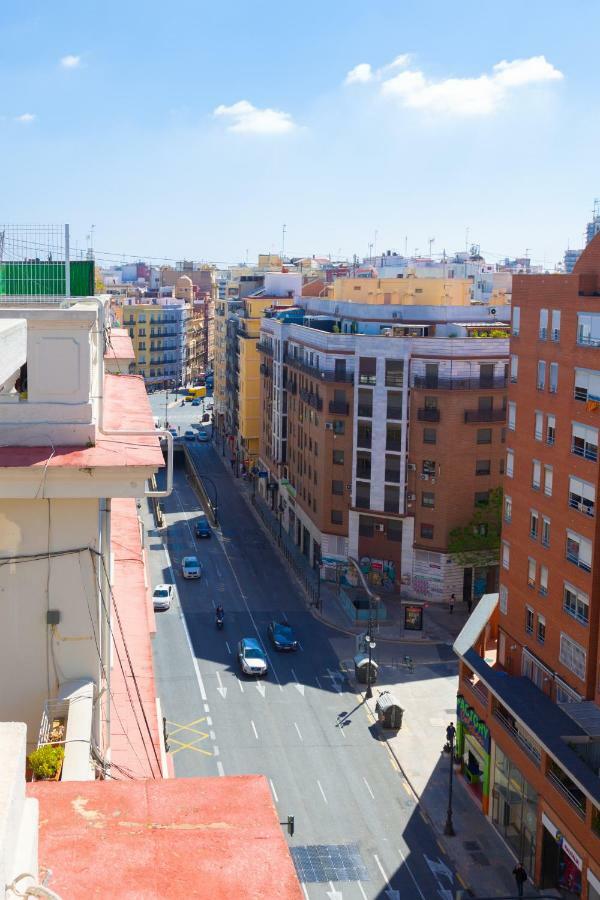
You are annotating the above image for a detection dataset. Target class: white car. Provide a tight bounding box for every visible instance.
[182,555,202,579]
[237,638,268,676]
[153,584,174,611]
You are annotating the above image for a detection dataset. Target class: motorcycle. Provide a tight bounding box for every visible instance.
[216,611,224,630]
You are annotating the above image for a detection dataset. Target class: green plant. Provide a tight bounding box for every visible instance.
[448,487,503,567]
[28,744,64,779]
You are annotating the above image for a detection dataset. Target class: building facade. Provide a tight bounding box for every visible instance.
[115,299,187,388]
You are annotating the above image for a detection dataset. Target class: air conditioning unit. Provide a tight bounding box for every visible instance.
[430,477,436,484]
[407,492,416,501]
[375,523,385,532]
[407,463,416,471]
[325,422,334,430]
[420,473,429,481]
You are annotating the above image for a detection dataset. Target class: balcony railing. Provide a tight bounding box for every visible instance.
[577,334,600,348]
[256,341,274,357]
[283,351,354,383]
[572,442,598,462]
[547,768,586,818]
[299,388,323,411]
[493,707,541,763]
[417,408,440,422]
[569,496,595,517]
[412,375,508,391]
[465,678,489,706]
[464,408,507,423]
[329,401,350,415]
[566,549,592,572]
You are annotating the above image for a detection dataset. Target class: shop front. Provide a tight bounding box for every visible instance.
[456,694,491,814]
[540,812,582,898]
[490,743,538,876]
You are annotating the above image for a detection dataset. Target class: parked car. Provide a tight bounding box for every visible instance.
[185,429,196,441]
[267,620,298,651]
[237,638,268,676]
[195,515,211,538]
[152,584,174,611]
[192,398,201,406]
[182,556,202,579]
[197,430,210,442]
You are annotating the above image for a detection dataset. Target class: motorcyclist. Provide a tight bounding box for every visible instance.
[216,605,224,622]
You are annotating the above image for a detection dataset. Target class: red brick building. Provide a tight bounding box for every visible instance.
[455,234,600,899]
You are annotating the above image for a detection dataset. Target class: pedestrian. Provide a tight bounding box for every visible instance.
[449,593,455,614]
[512,862,527,898]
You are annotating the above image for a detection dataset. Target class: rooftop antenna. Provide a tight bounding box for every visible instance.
[428,237,435,259]
[86,224,95,260]
[0,229,4,263]
[374,229,378,260]
[281,223,286,260]
[404,235,408,257]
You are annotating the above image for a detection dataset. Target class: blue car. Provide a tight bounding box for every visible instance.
[195,515,211,538]
[267,620,298,651]
[192,399,201,406]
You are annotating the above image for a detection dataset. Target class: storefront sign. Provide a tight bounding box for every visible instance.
[457,694,490,753]
[542,812,583,870]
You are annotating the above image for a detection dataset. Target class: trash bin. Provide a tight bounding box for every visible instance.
[375,691,404,730]
[353,653,379,685]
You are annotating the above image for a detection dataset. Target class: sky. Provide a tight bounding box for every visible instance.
[1,0,599,268]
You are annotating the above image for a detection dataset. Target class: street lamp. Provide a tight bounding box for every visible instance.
[365,634,376,700]
[444,722,456,836]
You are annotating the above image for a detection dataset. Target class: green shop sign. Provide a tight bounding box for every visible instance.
[457,694,491,753]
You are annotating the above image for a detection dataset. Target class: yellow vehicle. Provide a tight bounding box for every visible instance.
[185,386,207,400]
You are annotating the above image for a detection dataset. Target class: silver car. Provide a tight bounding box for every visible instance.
[182,555,202,579]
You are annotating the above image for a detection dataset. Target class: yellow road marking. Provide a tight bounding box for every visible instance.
[166,718,212,756]
[457,874,467,889]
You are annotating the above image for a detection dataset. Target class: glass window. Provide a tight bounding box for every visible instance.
[504,495,512,522]
[423,428,436,444]
[564,583,589,625]
[502,541,510,569]
[358,387,373,417]
[506,449,514,478]
[499,584,508,614]
[384,485,400,513]
[357,421,372,448]
[549,362,558,394]
[547,414,556,445]
[572,422,598,461]
[512,306,520,336]
[359,357,377,385]
[540,565,548,595]
[385,359,404,387]
[477,428,492,444]
[508,401,516,431]
[544,465,553,496]
[541,516,550,547]
[385,454,401,483]
[387,519,402,542]
[574,367,600,402]
[559,633,586,680]
[551,310,561,341]
[537,360,546,390]
[577,313,600,347]
[359,515,374,538]
[569,475,595,517]
[566,530,592,572]
[528,557,536,587]
[421,491,435,508]
[356,451,371,480]
[532,459,541,489]
[386,424,402,451]
[534,411,543,441]
[510,355,518,383]
[331,509,343,525]
[475,491,490,506]
[539,308,548,339]
[526,606,534,633]
[530,509,539,538]
[355,481,370,509]
[420,523,434,540]
[422,459,436,476]
[476,459,491,476]
[331,480,344,495]
[387,391,403,419]
[424,396,438,410]
[537,614,546,644]
[332,449,345,465]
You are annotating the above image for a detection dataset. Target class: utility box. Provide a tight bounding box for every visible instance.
[354,653,379,685]
[375,691,404,730]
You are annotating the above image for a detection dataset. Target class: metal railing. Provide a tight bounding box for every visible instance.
[493,707,541,763]
[572,442,598,462]
[329,400,349,415]
[412,375,508,391]
[417,408,440,422]
[256,341,274,356]
[464,408,507,423]
[547,768,586,817]
[283,351,354,383]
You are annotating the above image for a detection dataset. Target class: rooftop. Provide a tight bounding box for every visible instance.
[105,328,135,365]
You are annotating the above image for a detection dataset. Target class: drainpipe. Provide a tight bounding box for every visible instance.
[99,498,112,762]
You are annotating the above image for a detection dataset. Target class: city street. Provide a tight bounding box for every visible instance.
[145,395,458,900]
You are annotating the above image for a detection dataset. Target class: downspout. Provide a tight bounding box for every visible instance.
[99,498,111,762]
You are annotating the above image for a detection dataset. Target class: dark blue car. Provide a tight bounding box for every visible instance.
[195,515,211,538]
[267,620,298,651]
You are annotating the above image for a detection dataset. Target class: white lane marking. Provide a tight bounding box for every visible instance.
[327,882,343,900]
[315,675,323,689]
[397,845,427,899]
[298,641,303,651]
[215,671,228,699]
[206,716,212,727]
[317,779,328,804]
[301,886,310,900]
[225,641,232,654]
[327,668,343,693]
[213,745,220,757]
[374,854,397,896]
[204,703,210,713]
[217,761,225,777]
[172,488,197,545]
[291,668,305,696]
[357,882,368,900]
[210,730,216,741]
[294,722,303,741]
[165,544,207,701]
[270,779,279,803]
[251,720,259,740]
[363,777,375,800]
[255,681,266,698]
[237,677,245,693]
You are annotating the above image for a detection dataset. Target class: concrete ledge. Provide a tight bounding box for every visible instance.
[0,723,39,893]
[58,679,95,781]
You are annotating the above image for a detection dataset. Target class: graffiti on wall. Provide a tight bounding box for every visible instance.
[359,557,397,589]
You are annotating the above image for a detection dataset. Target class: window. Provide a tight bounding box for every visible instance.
[542,517,551,547]
[359,515,374,538]
[387,519,402,542]
[420,523,434,540]
[476,459,491,476]
[572,422,598,461]
[559,633,586,681]
[512,306,520,336]
[508,401,516,431]
[385,359,404,387]
[384,485,400,513]
[422,491,435,508]
[537,360,546,390]
[356,451,371,479]
[478,395,493,411]
[424,363,439,388]
[331,480,344,495]
[475,491,490,506]
[569,475,595,516]
[547,415,556,446]
[540,565,548,595]
[332,449,344,465]
[551,310,561,342]
[574,367,600,403]
[499,584,508,614]
[577,313,600,347]
[528,557,536,588]
[564,583,589,625]
[385,454,401,483]
[500,458,505,475]
[525,606,534,634]
[532,459,541,490]
[357,421,372,449]
[359,357,377,385]
[530,509,539,539]
[355,481,370,509]
[506,449,514,478]
[502,541,510,570]
[331,509,343,525]
[504,495,512,522]
[424,395,438,410]
[566,530,592,572]
[387,391,403,420]
[510,355,518,383]
[386,424,402,452]
[539,308,548,340]
[537,614,546,644]
[534,411,543,441]
[544,465,553,496]
[357,388,373,418]
[477,428,492,444]
[549,362,558,394]
[423,428,436,444]
[422,459,436,476]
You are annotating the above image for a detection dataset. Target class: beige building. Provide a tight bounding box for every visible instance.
[328,276,476,306]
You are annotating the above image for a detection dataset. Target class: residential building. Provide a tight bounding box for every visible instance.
[586,200,600,246]
[327,276,478,306]
[115,298,187,388]
[565,248,583,274]
[455,233,600,898]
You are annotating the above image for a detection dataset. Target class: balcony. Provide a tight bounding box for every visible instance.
[299,388,323,411]
[256,341,274,357]
[412,375,508,391]
[329,400,349,415]
[547,766,586,818]
[283,351,354,383]
[464,408,507,424]
[417,408,440,422]
[493,706,541,763]
[572,441,598,462]
[569,496,595,517]
[566,549,591,572]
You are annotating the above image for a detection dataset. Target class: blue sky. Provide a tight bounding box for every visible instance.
[1,0,599,267]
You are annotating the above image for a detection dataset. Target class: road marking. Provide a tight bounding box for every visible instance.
[363,777,375,799]
[294,722,303,741]
[301,886,310,900]
[357,883,368,900]
[237,677,245,693]
[298,641,304,651]
[327,882,342,900]
[217,761,225,777]
[215,671,228,699]
[166,718,212,756]
[165,545,207,702]
[204,703,210,713]
[317,779,328,804]
[206,716,212,726]
[270,779,279,803]
[213,745,219,757]
[291,668,305,695]
[251,719,259,740]
[373,855,399,899]
[402,779,412,795]
[315,675,323,689]
[326,668,343,693]
[255,681,266,698]
[210,730,216,741]
[457,874,467,889]
[225,641,232,654]
[397,844,427,900]
[172,488,197,545]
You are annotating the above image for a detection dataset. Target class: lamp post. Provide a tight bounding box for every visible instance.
[444,722,456,836]
[365,634,376,700]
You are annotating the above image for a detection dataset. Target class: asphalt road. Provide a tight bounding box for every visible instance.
[147,397,456,900]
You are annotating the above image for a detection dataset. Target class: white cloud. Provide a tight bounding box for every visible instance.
[213,100,297,134]
[60,55,81,69]
[15,113,35,123]
[345,63,373,85]
[347,53,564,116]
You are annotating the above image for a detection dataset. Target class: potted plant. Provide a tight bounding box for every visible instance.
[28,744,65,781]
